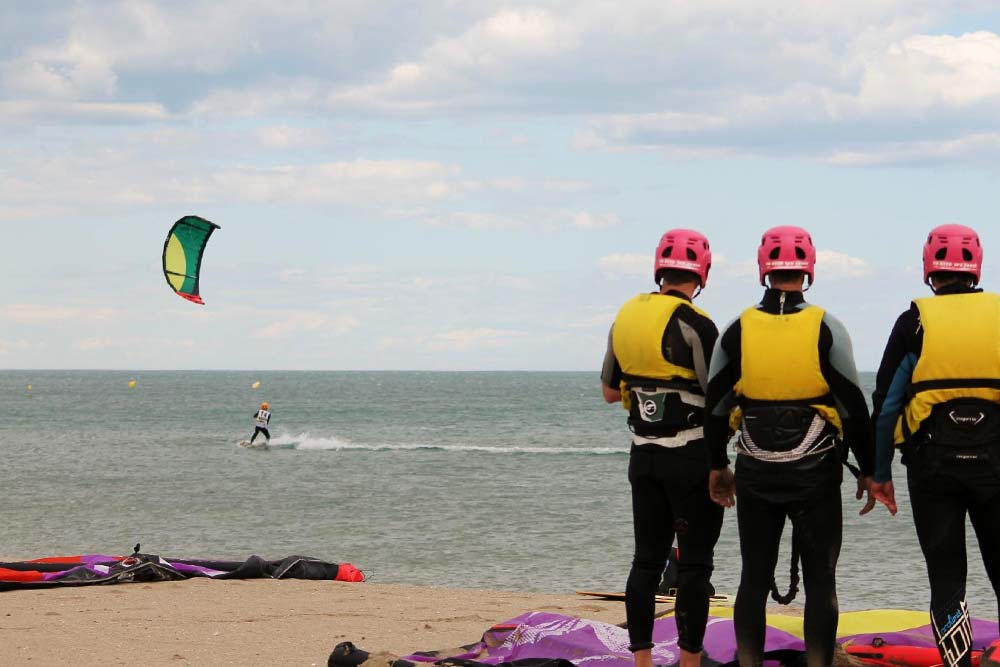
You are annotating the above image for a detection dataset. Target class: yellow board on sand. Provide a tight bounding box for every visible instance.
[575,591,735,605]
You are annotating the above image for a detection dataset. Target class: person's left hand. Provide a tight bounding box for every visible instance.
[856,475,877,516]
[709,468,736,508]
[871,480,898,516]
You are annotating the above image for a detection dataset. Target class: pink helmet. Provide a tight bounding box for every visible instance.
[923,224,982,285]
[654,229,712,287]
[758,226,817,286]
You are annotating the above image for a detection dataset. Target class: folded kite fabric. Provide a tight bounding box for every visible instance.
[1,549,363,591]
[330,609,1000,667]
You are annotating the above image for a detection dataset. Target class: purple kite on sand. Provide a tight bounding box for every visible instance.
[327,610,1000,667]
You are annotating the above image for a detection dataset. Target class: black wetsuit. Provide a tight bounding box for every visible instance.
[250,410,271,443]
[872,283,1000,667]
[602,290,723,654]
[705,289,874,667]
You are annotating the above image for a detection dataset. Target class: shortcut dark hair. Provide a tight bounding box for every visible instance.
[657,268,701,287]
[768,270,807,284]
[929,271,977,287]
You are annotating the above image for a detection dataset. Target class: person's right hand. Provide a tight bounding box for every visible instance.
[709,468,736,508]
[870,480,898,516]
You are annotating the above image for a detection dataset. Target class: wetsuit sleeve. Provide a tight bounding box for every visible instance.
[870,306,921,483]
[671,306,719,393]
[600,325,622,388]
[818,312,875,476]
[705,317,742,469]
[266,413,271,425]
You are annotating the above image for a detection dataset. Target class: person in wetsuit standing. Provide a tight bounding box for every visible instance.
[705,226,881,667]
[250,402,271,445]
[601,229,722,667]
[871,224,1000,667]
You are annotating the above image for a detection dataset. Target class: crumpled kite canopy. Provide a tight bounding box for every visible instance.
[162,215,221,305]
[0,550,363,591]
[330,610,1000,667]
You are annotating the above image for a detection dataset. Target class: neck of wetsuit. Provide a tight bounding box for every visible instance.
[760,288,805,315]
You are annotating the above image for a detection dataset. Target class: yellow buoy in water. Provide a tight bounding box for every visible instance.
[27,384,32,391]
[252,380,261,389]
[128,379,137,389]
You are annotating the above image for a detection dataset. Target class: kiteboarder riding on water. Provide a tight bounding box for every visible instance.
[251,403,271,445]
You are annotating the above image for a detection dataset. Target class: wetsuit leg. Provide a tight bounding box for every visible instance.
[261,427,270,442]
[625,445,675,652]
[671,469,724,653]
[789,484,842,667]
[968,487,1000,620]
[733,481,786,667]
[908,464,973,667]
[250,427,262,443]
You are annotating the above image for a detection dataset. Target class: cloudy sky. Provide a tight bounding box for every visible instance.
[3,1,1000,371]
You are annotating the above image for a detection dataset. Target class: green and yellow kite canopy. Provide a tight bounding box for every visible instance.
[161,216,221,305]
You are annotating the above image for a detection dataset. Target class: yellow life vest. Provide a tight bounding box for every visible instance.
[894,292,1000,443]
[612,293,710,439]
[732,304,843,434]
[612,293,707,388]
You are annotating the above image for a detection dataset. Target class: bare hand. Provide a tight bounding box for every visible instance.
[709,468,736,508]
[856,475,877,516]
[870,480,898,516]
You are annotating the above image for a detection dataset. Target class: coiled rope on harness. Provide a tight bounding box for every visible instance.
[769,537,800,605]
[768,461,859,605]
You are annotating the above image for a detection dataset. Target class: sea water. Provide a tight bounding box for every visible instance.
[2,370,996,616]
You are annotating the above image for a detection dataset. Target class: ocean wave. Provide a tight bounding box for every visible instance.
[266,432,625,456]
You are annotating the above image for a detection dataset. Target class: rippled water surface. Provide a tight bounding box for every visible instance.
[3,370,996,617]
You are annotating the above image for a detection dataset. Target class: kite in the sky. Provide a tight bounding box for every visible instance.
[162,215,221,305]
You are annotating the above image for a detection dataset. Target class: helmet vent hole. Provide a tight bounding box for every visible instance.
[663,246,673,258]
[935,248,948,260]
[962,249,973,261]
[769,247,781,260]
[795,247,806,260]
[686,248,697,261]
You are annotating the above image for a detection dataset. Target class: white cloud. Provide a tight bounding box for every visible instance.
[421,209,621,230]
[815,250,874,279]
[424,327,528,352]
[0,338,36,355]
[2,304,117,322]
[252,312,360,339]
[597,253,650,280]
[577,30,1000,164]
[4,3,996,165]
[72,337,196,351]
[0,151,465,214]
[573,212,623,229]
[323,8,580,112]
[824,132,1000,166]
[253,125,334,150]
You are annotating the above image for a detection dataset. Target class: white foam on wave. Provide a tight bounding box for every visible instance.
[266,432,624,455]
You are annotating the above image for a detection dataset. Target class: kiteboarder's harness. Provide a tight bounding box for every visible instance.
[621,376,705,443]
[733,398,853,605]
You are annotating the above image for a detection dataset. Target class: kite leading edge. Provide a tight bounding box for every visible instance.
[162,216,221,305]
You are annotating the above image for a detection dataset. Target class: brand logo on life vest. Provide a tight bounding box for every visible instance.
[634,389,666,423]
[949,411,985,426]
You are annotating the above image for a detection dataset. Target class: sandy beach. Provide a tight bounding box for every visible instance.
[0,580,637,667]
